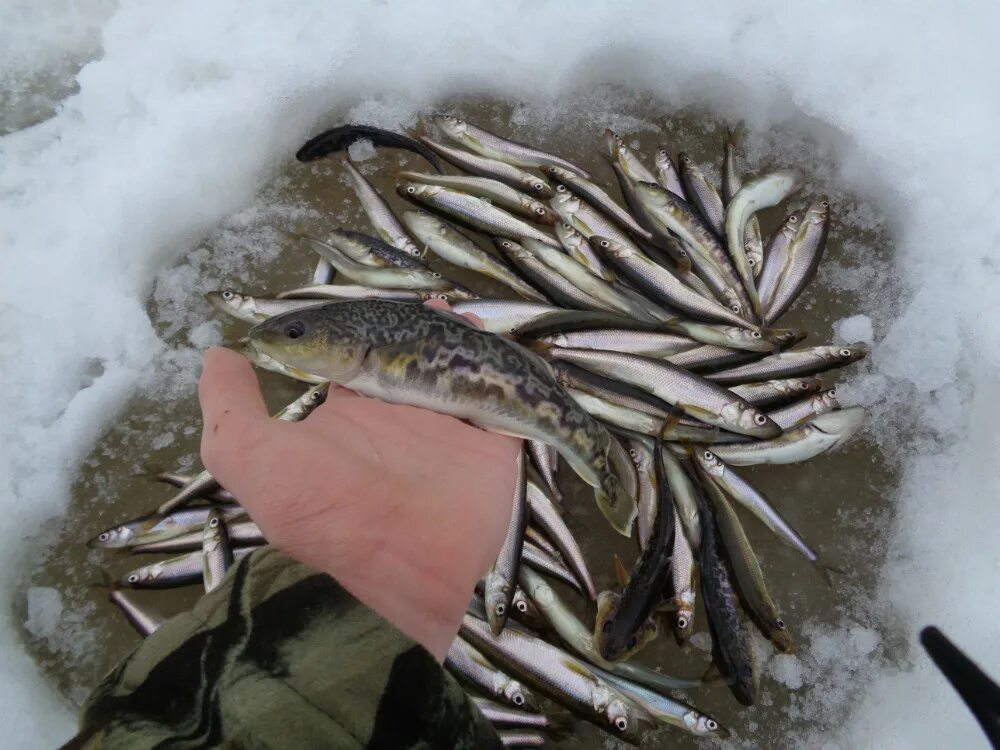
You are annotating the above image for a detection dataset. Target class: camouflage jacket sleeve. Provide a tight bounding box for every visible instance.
[61,548,502,750]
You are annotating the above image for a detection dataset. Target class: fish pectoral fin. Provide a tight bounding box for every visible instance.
[613,555,631,587]
[560,656,596,680]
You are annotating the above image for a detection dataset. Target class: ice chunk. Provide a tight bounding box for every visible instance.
[769,654,805,690]
[833,314,874,344]
[347,138,377,162]
[24,587,63,641]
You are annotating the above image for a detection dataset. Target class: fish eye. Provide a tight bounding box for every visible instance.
[284,321,305,339]
[707,720,718,730]
[431,272,442,278]
[513,694,525,706]
[98,532,110,541]
[502,241,512,248]
[776,618,786,629]
[799,381,810,389]
[731,304,741,313]
[127,574,139,583]
[677,615,688,628]
[754,414,768,425]
[508,328,516,334]
[495,603,506,616]
[222,291,234,300]
[209,517,219,528]
[840,348,852,357]
[615,717,629,732]
[599,240,610,248]
[829,388,837,397]
[820,200,829,207]
[534,207,546,215]
[751,331,762,338]
[789,215,798,223]
[561,222,572,230]
[532,182,545,191]
[516,600,528,613]
[628,448,637,457]
[601,620,613,634]
[311,392,322,401]
[703,451,713,460]
[406,186,416,194]
[748,257,756,266]
[556,185,567,193]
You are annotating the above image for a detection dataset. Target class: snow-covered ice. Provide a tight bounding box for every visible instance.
[2,2,1000,747]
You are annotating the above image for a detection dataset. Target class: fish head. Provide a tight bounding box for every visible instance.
[808,406,866,449]
[521,196,558,225]
[500,679,539,712]
[721,401,783,438]
[835,342,869,365]
[720,325,770,351]
[697,450,726,479]
[396,179,439,203]
[672,593,696,644]
[817,388,841,411]
[205,290,262,323]
[88,523,137,549]
[654,148,672,170]
[593,236,633,260]
[539,164,571,182]
[548,184,579,212]
[553,220,581,246]
[432,113,466,137]
[721,289,746,317]
[770,622,796,654]
[493,238,531,261]
[594,591,658,662]
[784,377,823,396]
[483,570,513,635]
[510,589,547,631]
[598,688,656,744]
[249,305,371,384]
[684,710,728,738]
[601,128,624,159]
[804,194,831,225]
[119,562,162,588]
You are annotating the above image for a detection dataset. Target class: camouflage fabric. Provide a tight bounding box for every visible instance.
[61,548,502,750]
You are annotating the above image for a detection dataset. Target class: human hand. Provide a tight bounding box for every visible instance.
[197,302,521,660]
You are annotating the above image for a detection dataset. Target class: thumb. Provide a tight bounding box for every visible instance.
[199,347,270,467]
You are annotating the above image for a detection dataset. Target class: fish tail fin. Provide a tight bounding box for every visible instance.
[658,404,688,439]
[520,338,554,356]
[725,123,747,150]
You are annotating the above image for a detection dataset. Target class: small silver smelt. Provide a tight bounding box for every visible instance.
[206,291,330,324]
[729,377,823,408]
[757,210,805,309]
[153,472,235,502]
[520,238,662,323]
[603,129,657,184]
[485,450,528,635]
[434,114,590,177]
[527,439,561,503]
[768,388,840,429]
[89,504,246,550]
[132,519,264,554]
[459,614,655,743]
[276,285,436,302]
[654,148,687,199]
[724,169,804,318]
[764,196,831,325]
[494,239,617,313]
[678,152,726,237]
[541,165,651,240]
[417,135,553,198]
[667,344,766,374]
[398,171,559,224]
[402,210,547,302]
[667,503,697,643]
[540,329,698,359]
[119,547,255,589]
[705,344,868,385]
[103,574,165,637]
[628,438,659,550]
[721,128,764,278]
[470,697,550,729]
[157,383,328,515]
[554,221,616,281]
[524,526,562,562]
[658,448,702,549]
[202,509,234,593]
[706,407,866,466]
[446,637,541,711]
[450,299,562,336]
[398,181,559,247]
[342,158,421,257]
[526,479,595,601]
[593,666,726,738]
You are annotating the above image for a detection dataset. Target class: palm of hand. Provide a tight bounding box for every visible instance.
[199,346,520,659]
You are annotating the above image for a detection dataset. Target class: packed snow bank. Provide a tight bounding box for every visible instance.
[2,1,999,747]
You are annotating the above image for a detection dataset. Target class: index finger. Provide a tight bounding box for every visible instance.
[199,347,270,463]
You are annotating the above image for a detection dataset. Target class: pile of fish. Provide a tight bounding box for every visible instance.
[88,115,868,747]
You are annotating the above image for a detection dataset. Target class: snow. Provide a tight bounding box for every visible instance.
[347,137,378,162]
[24,588,63,641]
[2,1,999,748]
[833,315,874,345]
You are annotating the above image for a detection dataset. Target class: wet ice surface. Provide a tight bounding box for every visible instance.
[25,99,901,749]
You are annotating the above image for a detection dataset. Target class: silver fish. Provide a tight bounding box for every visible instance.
[402,210,547,301]
[724,169,804,318]
[342,159,422,257]
[708,407,866,465]
[119,547,255,589]
[471,697,552,730]
[525,478,595,600]
[729,377,823,408]
[89,504,247,550]
[541,347,782,438]
[706,343,868,385]
[202,509,234,593]
[498,730,545,747]
[459,614,655,743]
[494,239,615,313]
[100,572,165,637]
[539,328,698,359]
[276,284,447,302]
[758,210,805,308]
[764,196,831,324]
[666,502,697,644]
[485,450,528,635]
[658,448,701,550]
[654,148,687,199]
[417,135,553,197]
[131,519,263,554]
[527,439,561,504]
[522,540,582,593]
[206,291,329,324]
[446,636,541,711]
[450,299,563,336]
[678,153,726,237]
[628,438,659,549]
[398,171,558,223]
[541,166,651,240]
[721,127,765,278]
[554,221,616,281]
[435,114,589,177]
[768,388,840,429]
